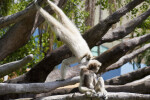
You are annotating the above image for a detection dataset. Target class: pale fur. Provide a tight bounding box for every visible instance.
[79,60,107,98]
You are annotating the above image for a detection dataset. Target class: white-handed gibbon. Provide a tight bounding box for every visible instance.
[79,60,107,98]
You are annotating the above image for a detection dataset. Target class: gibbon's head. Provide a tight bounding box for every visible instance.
[87,60,102,73]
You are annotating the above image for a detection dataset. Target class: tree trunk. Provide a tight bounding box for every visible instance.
[85,0,96,27]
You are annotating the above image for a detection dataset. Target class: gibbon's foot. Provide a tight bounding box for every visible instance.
[85,90,96,97]
[97,92,108,100]
[101,94,108,100]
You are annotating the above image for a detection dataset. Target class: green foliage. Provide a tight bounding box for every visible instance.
[96,0,109,10]
[0,0,14,16]
[0,0,34,79]
[63,0,89,33]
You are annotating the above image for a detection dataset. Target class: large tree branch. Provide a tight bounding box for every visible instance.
[0,2,37,29]
[36,92,150,100]
[41,75,150,96]
[0,76,79,95]
[0,0,67,61]
[7,0,145,83]
[97,33,150,73]
[105,66,150,85]
[2,75,150,96]
[106,43,150,72]
[0,54,33,78]
[106,76,150,94]
[83,0,146,48]
[97,9,150,45]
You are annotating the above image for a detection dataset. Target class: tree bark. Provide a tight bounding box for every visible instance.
[105,66,150,85]
[6,0,145,83]
[3,72,150,95]
[85,0,96,27]
[97,33,150,73]
[0,2,37,29]
[35,92,150,100]
[0,54,33,78]
[40,75,150,96]
[106,43,150,72]
[0,0,67,61]
[106,79,150,94]
[0,76,79,95]
[97,9,150,45]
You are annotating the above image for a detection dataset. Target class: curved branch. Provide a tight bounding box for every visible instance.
[106,43,150,72]
[0,54,33,78]
[83,0,145,48]
[106,78,150,94]
[105,66,150,85]
[97,9,150,45]
[97,33,150,73]
[0,0,67,61]
[0,2,36,29]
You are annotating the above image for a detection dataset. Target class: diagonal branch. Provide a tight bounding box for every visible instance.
[0,54,33,78]
[105,66,150,85]
[106,43,150,72]
[0,2,37,29]
[97,9,150,45]
[0,0,67,61]
[83,0,146,48]
[97,33,150,73]
[106,76,150,94]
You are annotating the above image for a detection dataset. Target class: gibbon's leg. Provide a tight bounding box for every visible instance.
[34,0,72,38]
[47,0,80,34]
[79,86,96,97]
[60,57,79,80]
[95,77,107,99]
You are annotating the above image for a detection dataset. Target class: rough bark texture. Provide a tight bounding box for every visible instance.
[0,2,37,29]
[0,13,36,61]
[97,33,150,73]
[105,66,150,85]
[85,0,96,27]
[106,80,150,94]
[7,0,145,83]
[97,9,150,45]
[0,0,67,61]
[0,54,33,78]
[36,92,150,100]
[106,43,150,72]
[0,77,79,95]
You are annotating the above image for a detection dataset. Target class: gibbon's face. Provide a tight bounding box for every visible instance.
[87,60,101,73]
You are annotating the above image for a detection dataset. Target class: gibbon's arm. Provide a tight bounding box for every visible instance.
[47,0,80,34]
[95,77,107,94]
